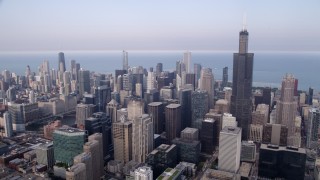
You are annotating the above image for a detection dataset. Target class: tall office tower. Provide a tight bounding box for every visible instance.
[2,69,11,84]
[122,74,133,92]
[165,104,182,144]
[147,71,156,92]
[85,112,112,161]
[221,67,228,89]
[230,26,254,140]
[205,112,223,145]
[114,69,127,92]
[148,102,165,134]
[79,69,90,96]
[53,126,86,165]
[87,133,104,179]
[185,73,196,90]
[222,113,237,129]
[146,144,178,178]
[218,126,242,173]
[275,74,297,140]
[3,112,13,137]
[123,50,129,71]
[194,64,202,87]
[83,139,103,180]
[191,90,209,130]
[136,83,143,97]
[258,144,306,180]
[176,60,186,77]
[50,68,57,85]
[106,99,120,123]
[132,114,154,163]
[94,85,111,112]
[76,104,95,127]
[199,68,214,109]
[179,89,192,129]
[113,120,132,164]
[65,163,86,180]
[183,51,191,73]
[172,128,201,164]
[36,142,55,169]
[252,104,269,125]
[73,152,93,180]
[306,108,320,149]
[70,60,76,79]
[156,63,163,76]
[201,118,218,154]
[262,87,271,107]
[127,99,144,121]
[58,52,66,72]
[62,71,71,95]
[25,65,31,77]
[215,99,229,114]
[262,123,288,146]
[294,79,298,96]
[135,166,153,180]
[308,87,314,105]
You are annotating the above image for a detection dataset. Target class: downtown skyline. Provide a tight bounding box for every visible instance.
[0,0,320,51]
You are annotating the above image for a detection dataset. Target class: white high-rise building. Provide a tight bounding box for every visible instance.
[183,51,191,73]
[218,126,242,173]
[147,71,155,92]
[123,50,129,71]
[132,114,153,163]
[222,113,237,129]
[134,166,153,180]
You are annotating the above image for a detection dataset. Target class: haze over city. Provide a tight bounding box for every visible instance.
[0,0,320,51]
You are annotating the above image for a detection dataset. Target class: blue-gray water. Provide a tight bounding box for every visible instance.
[0,50,319,91]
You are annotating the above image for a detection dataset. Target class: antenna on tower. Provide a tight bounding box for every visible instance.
[242,12,247,31]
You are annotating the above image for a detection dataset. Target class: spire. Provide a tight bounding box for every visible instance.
[242,13,247,31]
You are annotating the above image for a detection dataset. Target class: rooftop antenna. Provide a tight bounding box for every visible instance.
[242,12,247,31]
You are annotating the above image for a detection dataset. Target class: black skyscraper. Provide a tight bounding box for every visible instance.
[230,27,254,140]
[221,66,228,89]
[58,52,66,72]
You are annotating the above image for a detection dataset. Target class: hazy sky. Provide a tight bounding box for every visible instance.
[1,0,320,51]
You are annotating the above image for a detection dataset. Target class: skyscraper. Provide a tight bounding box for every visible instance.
[230,26,254,140]
[113,120,132,164]
[148,102,165,134]
[165,104,182,144]
[183,51,191,73]
[218,126,242,173]
[58,52,66,72]
[79,69,90,96]
[191,90,209,130]
[123,50,129,71]
[221,67,228,89]
[132,114,154,163]
[275,74,297,140]
[306,108,320,149]
[199,68,214,109]
[194,63,202,88]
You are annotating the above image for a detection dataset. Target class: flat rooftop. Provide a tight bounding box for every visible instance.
[221,126,241,135]
[148,102,163,106]
[166,104,181,109]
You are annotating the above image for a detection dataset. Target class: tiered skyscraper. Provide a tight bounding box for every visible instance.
[230,25,254,140]
[275,74,297,142]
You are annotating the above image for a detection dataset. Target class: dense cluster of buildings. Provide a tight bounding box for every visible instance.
[0,26,319,180]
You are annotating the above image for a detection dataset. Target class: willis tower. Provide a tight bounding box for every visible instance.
[230,23,254,140]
